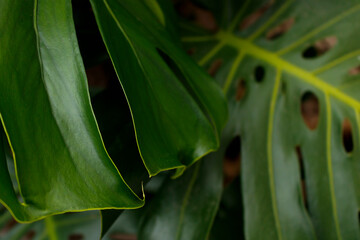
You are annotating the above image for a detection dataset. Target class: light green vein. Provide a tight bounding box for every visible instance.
[325,94,342,240]
[312,49,360,75]
[248,0,293,41]
[277,4,360,55]
[216,30,360,110]
[267,68,282,240]
[45,216,58,240]
[223,52,244,94]
[175,162,201,240]
[198,42,226,66]
[227,0,251,32]
[181,35,216,42]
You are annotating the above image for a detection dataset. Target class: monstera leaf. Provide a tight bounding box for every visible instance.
[0,0,145,222]
[180,0,360,239]
[89,0,227,176]
[0,0,227,224]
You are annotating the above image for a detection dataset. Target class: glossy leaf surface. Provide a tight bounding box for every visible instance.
[89,0,228,176]
[138,152,223,240]
[181,0,360,239]
[0,0,143,222]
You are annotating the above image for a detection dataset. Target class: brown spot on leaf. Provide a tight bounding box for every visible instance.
[186,47,196,55]
[349,65,360,76]
[342,118,354,153]
[110,234,137,240]
[69,234,84,240]
[236,78,246,101]
[21,231,36,240]
[175,1,218,32]
[266,18,295,40]
[0,219,18,236]
[223,136,241,186]
[239,0,274,30]
[303,36,337,58]
[207,59,223,76]
[301,91,319,130]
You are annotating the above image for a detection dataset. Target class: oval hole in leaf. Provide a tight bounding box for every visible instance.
[301,91,319,130]
[69,234,84,240]
[254,66,265,82]
[186,47,196,56]
[295,146,309,210]
[224,136,241,186]
[342,118,354,154]
[239,0,274,30]
[207,59,223,77]
[302,36,337,59]
[236,78,246,101]
[266,18,295,40]
[349,65,360,76]
[175,1,218,32]
[22,230,36,240]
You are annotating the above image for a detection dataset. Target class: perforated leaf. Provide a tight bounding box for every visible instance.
[180,0,360,239]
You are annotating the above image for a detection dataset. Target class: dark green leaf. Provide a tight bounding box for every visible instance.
[89,0,228,176]
[0,0,143,222]
[138,152,223,240]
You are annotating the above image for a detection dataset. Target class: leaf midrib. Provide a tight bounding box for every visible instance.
[186,30,360,110]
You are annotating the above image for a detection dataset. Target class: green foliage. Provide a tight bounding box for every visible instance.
[1,0,360,239]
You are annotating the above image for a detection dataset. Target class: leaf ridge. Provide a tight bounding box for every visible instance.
[248,0,293,41]
[223,52,245,93]
[325,94,342,240]
[227,0,251,32]
[276,4,360,55]
[175,162,201,240]
[45,216,58,240]
[267,68,283,240]
[312,49,360,75]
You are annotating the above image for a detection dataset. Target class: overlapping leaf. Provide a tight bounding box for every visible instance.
[89,0,228,176]
[0,0,143,222]
[180,0,360,239]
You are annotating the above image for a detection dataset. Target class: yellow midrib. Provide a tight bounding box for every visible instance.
[214,30,360,110]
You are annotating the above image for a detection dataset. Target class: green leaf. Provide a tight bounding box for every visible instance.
[0,0,143,222]
[181,0,360,239]
[138,152,223,240]
[0,210,101,240]
[89,0,228,176]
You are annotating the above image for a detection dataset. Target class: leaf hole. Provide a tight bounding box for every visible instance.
[301,91,319,130]
[239,0,274,30]
[254,66,265,82]
[342,118,354,154]
[186,47,196,56]
[207,59,223,77]
[175,1,218,32]
[69,234,84,240]
[223,136,241,186]
[21,230,36,240]
[302,36,337,59]
[295,146,309,210]
[236,78,246,101]
[349,65,360,76]
[266,18,295,40]
[0,219,18,236]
